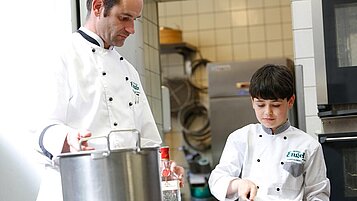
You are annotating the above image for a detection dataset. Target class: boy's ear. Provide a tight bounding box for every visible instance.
[288,95,295,108]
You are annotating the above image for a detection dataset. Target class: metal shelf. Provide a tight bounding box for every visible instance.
[160,42,197,60]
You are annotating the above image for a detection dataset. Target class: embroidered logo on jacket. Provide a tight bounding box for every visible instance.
[286,150,306,163]
[131,81,140,104]
[284,150,306,177]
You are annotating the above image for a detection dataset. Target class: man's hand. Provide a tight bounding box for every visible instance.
[62,130,94,153]
[170,161,185,188]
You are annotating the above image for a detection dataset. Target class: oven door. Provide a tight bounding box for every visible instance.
[319,132,357,201]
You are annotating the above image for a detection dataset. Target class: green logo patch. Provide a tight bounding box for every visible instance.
[286,150,306,163]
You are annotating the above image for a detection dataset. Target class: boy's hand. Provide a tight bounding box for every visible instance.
[228,178,257,201]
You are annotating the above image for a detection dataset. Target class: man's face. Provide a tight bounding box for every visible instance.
[251,95,295,133]
[96,0,143,48]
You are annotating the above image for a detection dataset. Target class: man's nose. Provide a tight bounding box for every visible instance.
[125,21,135,34]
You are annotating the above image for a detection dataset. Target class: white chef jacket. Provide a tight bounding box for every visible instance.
[35,27,162,201]
[208,122,330,201]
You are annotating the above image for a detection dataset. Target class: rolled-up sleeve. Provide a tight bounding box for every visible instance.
[209,132,246,201]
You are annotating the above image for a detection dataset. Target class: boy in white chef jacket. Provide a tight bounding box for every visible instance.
[208,64,330,201]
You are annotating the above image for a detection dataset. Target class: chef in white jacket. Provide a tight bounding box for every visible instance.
[35,0,183,200]
[208,64,330,201]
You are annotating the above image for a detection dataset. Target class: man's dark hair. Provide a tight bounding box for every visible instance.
[86,0,120,17]
[249,64,295,100]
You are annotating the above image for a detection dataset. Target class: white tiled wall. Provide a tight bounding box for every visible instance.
[143,0,164,136]
[291,0,322,136]
[159,0,294,62]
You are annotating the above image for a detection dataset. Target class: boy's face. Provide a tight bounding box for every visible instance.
[251,95,295,133]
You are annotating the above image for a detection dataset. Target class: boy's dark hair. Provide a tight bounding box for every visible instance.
[249,64,295,100]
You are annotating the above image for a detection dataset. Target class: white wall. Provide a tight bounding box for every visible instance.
[0,1,73,200]
[291,0,322,137]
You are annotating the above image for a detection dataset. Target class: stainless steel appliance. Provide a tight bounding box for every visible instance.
[313,1,357,200]
[313,0,357,108]
[58,130,162,201]
[319,131,357,201]
[207,58,303,166]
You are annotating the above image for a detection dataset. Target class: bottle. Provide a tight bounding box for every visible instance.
[160,146,181,201]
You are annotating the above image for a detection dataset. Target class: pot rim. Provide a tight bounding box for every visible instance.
[57,146,160,158]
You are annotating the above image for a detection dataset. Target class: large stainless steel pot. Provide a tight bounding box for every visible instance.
[58,129,162,201]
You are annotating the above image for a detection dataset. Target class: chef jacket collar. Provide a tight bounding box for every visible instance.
[78,27,114,50]
[261,120,290,135]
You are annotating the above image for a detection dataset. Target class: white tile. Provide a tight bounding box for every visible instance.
[305,115,322,136]
[232,27,249,44]
[231,0,247,10]
[216,45,233,61]
[282,23,293,39]
[144,45,150,68]
[304,86,318,116]
[247,0,264,8]
[183,31,199,47]
[249,26,266,42]
[144,69,152,95]
[149,22,159,48]
[149,47,156,72]
[215,29,232,45]
[146,1,158,23]
[293,29,314,58]
[182,0,198,15]
[264,0,281,7]
[158,3,166,17]
[233,43,250,61]
[152,51,160,74]
[266,24,283,40]
[267,41,283,58]
[199,13,215,29]
[215,12,232,28]
[264,7,282,24]
[151,97,163,125]
[150,73,162,99]
[281,6,292,23]
[283,39,294,57]
[199,30,216,46]
[292,0,312,29]
[280,0,291,6]
[250,42,267,59]
[200,46,217,61]
[158,17,166,28]
[248,9,265,25]
[231,10,248,26]
[295,58,316,87]
[165,16,183,30]
[143,19,149,44]
[214,0,231,11]
[182,15,198,31]
[198,0,214,13]
[165,1,182,16]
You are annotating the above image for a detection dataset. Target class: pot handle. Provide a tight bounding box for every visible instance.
[79,135,110,150]
[107,129,141,152]
[79,129,141,152]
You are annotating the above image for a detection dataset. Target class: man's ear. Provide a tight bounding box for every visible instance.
[92,0,103,17]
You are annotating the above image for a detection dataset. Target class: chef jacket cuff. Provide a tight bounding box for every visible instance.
[42,124,74,160]
[212,176,239,201]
